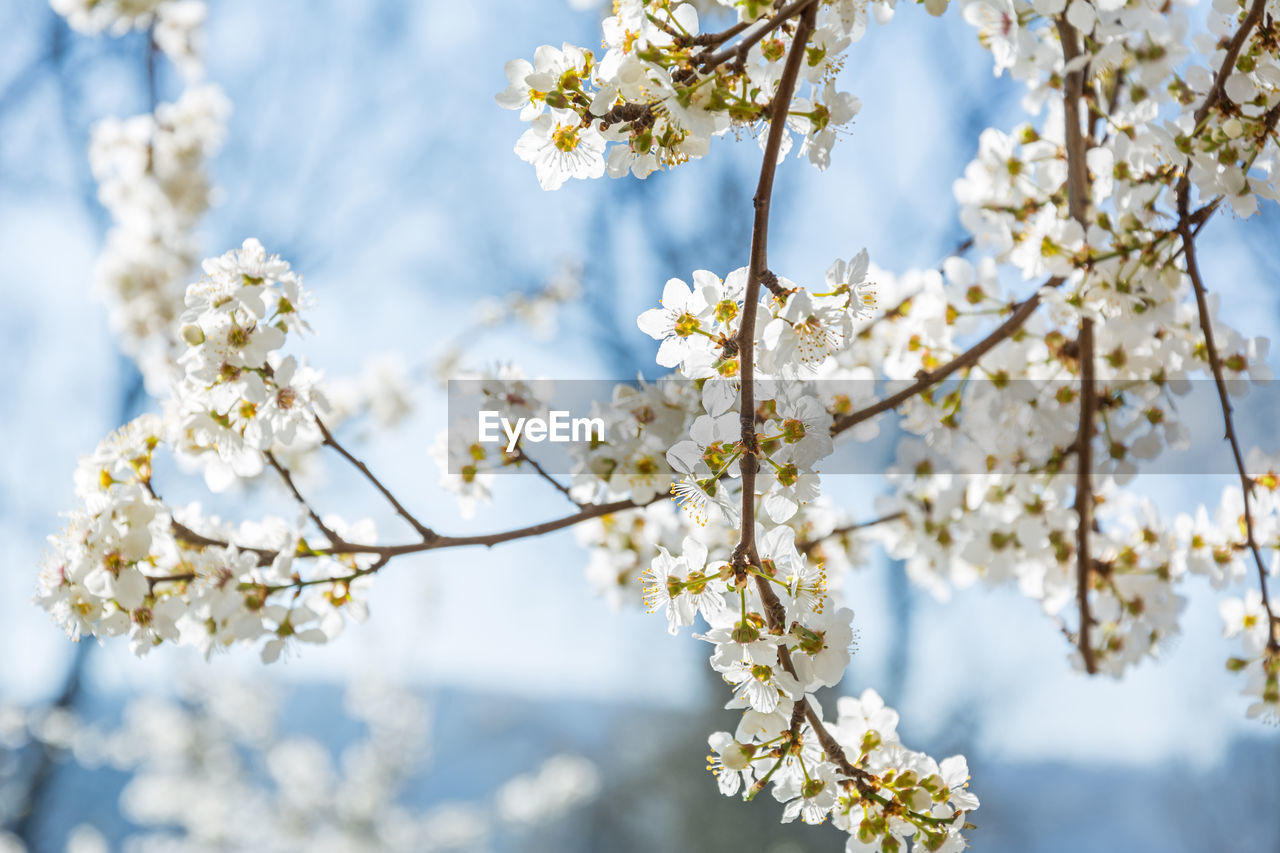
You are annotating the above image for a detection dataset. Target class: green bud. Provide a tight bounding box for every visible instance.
[732,619,761,644]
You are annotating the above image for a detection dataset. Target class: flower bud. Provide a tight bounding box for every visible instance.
[180,323,205,346]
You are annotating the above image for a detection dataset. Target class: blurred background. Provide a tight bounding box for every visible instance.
[1,0,1279,850]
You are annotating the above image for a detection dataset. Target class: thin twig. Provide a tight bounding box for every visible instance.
[830,278,1063,436]
[316,417,437,541]
[797,512,905,556]
[691,17,754,51]
[514,445,581,506]
[174,493,670,565]
[265,450,347,546]
[695,0,821,70]
[171,519,276,561]
[1177,192,1280,652]
[1194,0,1267,127]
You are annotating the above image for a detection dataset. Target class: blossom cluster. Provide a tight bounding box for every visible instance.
[52,0,206,70]
[0,677,599,851]
[89,84,230,390]
[37,242,378,663]
[644,528,978,847]
[498,1,866,189]
[868,0,1280,708]
[168,238,327,487]
[54,0,231,392]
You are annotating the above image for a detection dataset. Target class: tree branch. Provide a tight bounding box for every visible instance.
[1073,316,1098,674]
[170,519,276,562]
[1195,0,1267,127]
[797,512,905,557]
[264,450,347,546]
[830,278,1062,436]
[1056,15,1099,674]
[316,417,438,542]
[695,0,821,70]
[730,2,816,570]
[720,4,928,809]
[514,444,581,506]
[172,492,670,569]
[1177,192,1280,653]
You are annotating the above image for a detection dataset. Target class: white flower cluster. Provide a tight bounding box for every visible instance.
[498,1,867,189]
[861,0,1280,702]
[168,238,328,490]
[604,250,977,846]
[38,242,376,663]
[51,0,204,59]
[498,0,1280,838]
[642,527,978,847]
[0,677,599,851]
[956,0,1280,286]
[59,0,230,391]
[801,242,1279,686]
[89,85,230,391]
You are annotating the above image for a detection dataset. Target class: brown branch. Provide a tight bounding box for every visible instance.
[392,495,658,550]
[797,512,905,556]
[725,6,912,810]
[260,554,390,594]
[264,450,347,546]
[171,492,670,570]
[1073,317,1098,674]
[731,3,816,570]
[1056,18,1090,224]
[514,445,581,506]
[695,0,821,70]
[316,417,437,542]
[690,17,754,50]
[760,269,787,299]
[1195,0,1267,127]
[170,519,276,561]
[1177,191,1280,653]
[803,704,868,785]
[1057,15,1099,675]
[830,278,1062,436]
